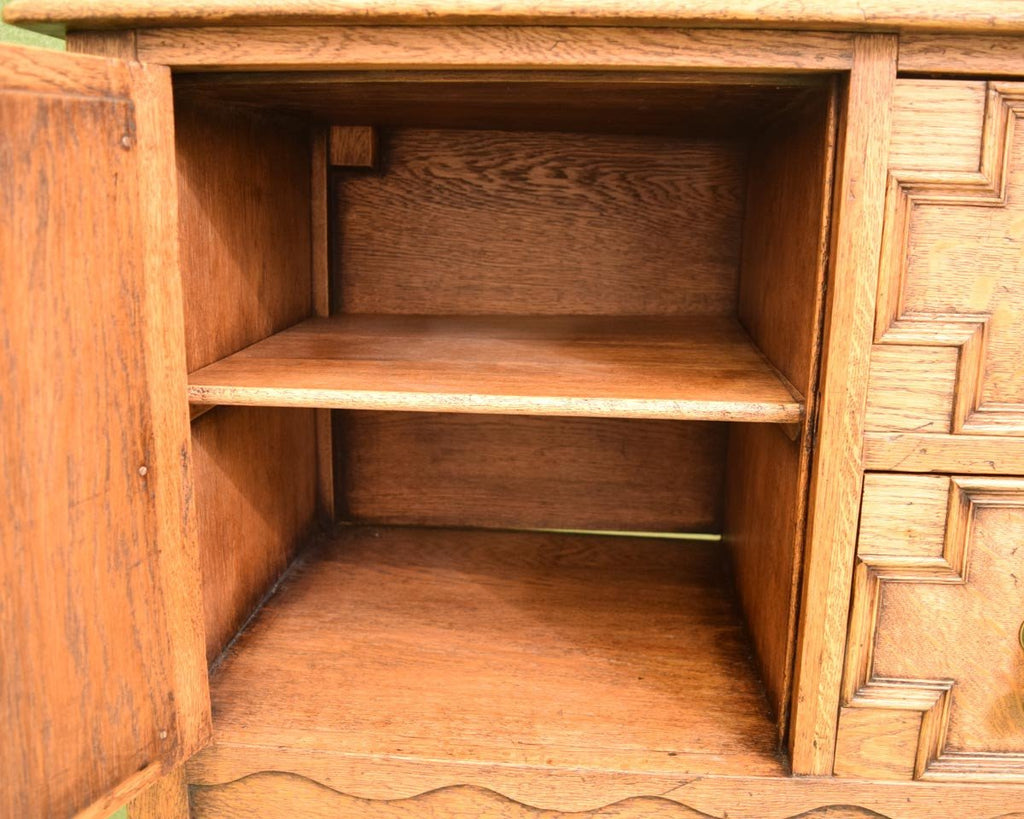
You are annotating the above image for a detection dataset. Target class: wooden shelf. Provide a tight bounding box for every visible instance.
[191,527,786,803]
[187,315,803,422]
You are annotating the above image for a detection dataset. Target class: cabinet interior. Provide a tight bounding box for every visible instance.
[175,71,838,781]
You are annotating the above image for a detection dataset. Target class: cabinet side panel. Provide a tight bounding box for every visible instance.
[174,102,319,661]
[727,86,837,735]
[192,407,318,663]
[0,48,208,818]
[175,101,312,371]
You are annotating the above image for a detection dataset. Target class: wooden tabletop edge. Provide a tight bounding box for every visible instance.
[7,1,1024,35]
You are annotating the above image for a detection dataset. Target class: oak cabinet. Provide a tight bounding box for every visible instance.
[3,4,1024,818]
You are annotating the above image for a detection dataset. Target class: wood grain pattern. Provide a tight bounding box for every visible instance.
[199,770,1024,819]
[328,125,377,167]
[857,473,950,560]
[842,475,1024,780]
[737,84,836,397]
[865,345,957,432]
[191,773,720,818]
[126,767,190,819]
[174,73,825,139]
[724,424,803,737]
[187,315,803,422]
[191,407,318,663]
[0,44,208,818]
[187,766,1024,819]
[834,708,924,781]
[334,128,746,316]
[129,48,212,777]
[789,34,898,776]
[175,100,312,373]
[898,34,1024,75]
[338,412,727,531]
[131,26,854,72]
[175,100,322,661]
[725,85,837,736]
[863,432,1024,474]
[66,29,138,58]
[311,127,334,522]
[7,0,1024,34]
[873,82,1024,445]
[889,80,986,174]
[310,128,330,320]
[192,526,785,808]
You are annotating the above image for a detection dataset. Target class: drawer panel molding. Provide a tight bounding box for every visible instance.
[870,82,1024,439]
[838,475,1024,781]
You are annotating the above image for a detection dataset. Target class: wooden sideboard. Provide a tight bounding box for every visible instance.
[3,3,1024,817]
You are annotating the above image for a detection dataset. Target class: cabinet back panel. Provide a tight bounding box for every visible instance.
[332,129,747,315]
[337,412,727,532]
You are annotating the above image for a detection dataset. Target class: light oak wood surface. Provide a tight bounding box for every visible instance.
[66,28,137,58]
[174,99,324,663]
[175,101,312,373]
[189,770,1024,819]
[789,34,897,775]
[191,407,318,663]
[1,44,208,818]
[725,85,837,737]
[839,475,1024,781]
[126,768,190,819]
[7,0,1024,34]
[338,412,728,532]
[131,25,854,72]
[187,315,803,422]
[872,81,1024,446]
[9,6,1024,816]
[889,79,987,174]
[863,432,1024,474]
[192,526,785,806]
[898,34,1024,75]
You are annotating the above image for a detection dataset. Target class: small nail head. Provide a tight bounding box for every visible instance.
[138,466,148,476]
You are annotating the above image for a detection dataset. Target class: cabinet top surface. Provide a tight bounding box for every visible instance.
[5,0,1024,35]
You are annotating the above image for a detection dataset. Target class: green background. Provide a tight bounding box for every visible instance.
[0,0,62,47]
[2,4,130,816]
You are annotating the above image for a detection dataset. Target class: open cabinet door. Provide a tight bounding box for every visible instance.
[0,43,210,818]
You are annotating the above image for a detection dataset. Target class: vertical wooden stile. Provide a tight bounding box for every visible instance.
[788,33,898,776]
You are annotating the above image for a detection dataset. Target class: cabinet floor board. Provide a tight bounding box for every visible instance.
[191,526,785,805]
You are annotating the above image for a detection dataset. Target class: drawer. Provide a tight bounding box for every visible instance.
[835,473,1024,781]
[864,79,1024,474]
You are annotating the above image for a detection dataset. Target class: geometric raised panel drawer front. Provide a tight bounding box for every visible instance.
[836,474,1024,781]
[866,81,1024,472]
